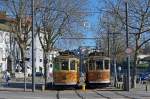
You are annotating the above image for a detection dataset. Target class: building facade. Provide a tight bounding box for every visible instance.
[0,30,9,72]
[0,11,59,74]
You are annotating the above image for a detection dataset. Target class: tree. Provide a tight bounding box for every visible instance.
[35,0,89,86]
[1,0,33,91]
[96,6,126,63]
[98,0,150,88]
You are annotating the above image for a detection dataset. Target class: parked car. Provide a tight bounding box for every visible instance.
[139,72,150,81]
[35,72,43,77]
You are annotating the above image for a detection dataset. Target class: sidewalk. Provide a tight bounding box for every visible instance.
[0,81,52,92]
[130,83,150,92]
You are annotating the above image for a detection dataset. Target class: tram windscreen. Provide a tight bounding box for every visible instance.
[70,60,75,70]
[89,60,95,70]
[61,61,69,70]
[96,60,103,70]
[105,60,109,69]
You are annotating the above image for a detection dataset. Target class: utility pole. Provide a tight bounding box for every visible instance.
[125,0,130,91]
[32,0,35,92]
[107,25,110,57]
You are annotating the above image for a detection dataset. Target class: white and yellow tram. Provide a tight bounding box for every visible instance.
[85,51,111,85]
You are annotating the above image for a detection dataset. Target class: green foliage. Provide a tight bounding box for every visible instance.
[137,63,149,69]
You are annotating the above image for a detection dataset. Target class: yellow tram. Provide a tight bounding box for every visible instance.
[53,51,80,86]
[85,50,111,85]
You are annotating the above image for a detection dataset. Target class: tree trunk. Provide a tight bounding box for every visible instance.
[44,52,48,88]
[20,48,26,91]
[131,51,138,88]
[131,35,140,88]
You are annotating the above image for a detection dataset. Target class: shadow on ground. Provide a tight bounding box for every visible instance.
[0,81,125,91]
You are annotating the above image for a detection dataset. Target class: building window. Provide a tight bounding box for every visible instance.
[2,58,6,61]
[40,59,42,62]
[0,48,3,60]
[0,32,3,43]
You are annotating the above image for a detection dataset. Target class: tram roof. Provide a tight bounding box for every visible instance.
[55,51,79,59]
[59,50,75,56]
[56,55,79,59]
[88,50,105,56]
[86,56,110,60]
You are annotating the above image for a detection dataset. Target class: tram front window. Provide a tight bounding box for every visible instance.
[105,60,109,69]
[96,60,103,70]
[54,63,60,71]
[89,60,95,70]
[70,60,75,70]
[61,61,69,70]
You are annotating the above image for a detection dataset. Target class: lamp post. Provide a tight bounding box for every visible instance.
[32,0,35,92]
[124,0,130,91]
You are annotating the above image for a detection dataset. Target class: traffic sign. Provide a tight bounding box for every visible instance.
[125,48,132,54]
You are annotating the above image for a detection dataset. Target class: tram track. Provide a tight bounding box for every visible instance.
[93,89,140,99]
[93,90,111,99]
[75,90,86,99]
[55,88,142,99]
[56,91,60,99]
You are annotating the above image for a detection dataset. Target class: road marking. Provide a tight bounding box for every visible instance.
[24,97,40,99]
[23,96,47,99]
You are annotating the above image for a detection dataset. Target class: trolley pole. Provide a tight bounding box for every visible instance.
[32,0,35,92]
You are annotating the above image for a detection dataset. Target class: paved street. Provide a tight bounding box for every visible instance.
[0,80,150,99]
[1,78,150,99]
[0,88,150,99]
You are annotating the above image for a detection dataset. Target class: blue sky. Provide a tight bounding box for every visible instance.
[81,0,99,47]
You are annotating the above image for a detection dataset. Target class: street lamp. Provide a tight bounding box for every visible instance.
[124,0,130,91]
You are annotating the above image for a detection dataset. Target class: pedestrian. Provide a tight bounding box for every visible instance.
[3,70,11,86]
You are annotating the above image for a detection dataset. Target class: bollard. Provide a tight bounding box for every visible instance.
[123,75,127,91]
[145,81,148,92]
[42,84,45,91]
[82,84,86,91]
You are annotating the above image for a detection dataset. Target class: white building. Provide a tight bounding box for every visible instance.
[0,12,59,74]
[0,30,9,72]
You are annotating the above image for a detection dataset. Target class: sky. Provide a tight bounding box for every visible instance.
[56,0,100,50]
[81,0,99,47]
[0,0,101,50]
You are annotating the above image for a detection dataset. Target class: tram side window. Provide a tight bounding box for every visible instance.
[105,60,109,69]
[70,60,75,70]
[61,61,69,70]
[89,60,95,70]
[96,60,103,70]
